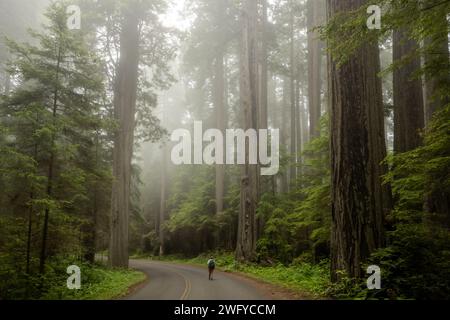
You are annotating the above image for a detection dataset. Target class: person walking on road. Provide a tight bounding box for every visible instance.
[207,257,216,280]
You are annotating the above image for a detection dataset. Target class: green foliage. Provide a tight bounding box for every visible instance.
[294,116,331,254]
[256,115,331,264]
[257,206,294,263]
[0,1,112,295]
[238,262,330,298]
[0,255,145,300]
[369,224,450,300]
[370,105,450,299]
[161,165,239,255]
[322,0,450,85]
[40,262,145,300]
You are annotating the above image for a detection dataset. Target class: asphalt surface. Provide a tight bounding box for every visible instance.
[125,260,269,300]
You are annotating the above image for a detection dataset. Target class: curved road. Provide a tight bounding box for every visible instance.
[125,260,271,300]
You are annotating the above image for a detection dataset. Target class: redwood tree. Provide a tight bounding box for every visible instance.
[393,29,424,153]
[236,0,259,262]
[109,5,140,268]
[328,0,389,280]
[307,0,325,139]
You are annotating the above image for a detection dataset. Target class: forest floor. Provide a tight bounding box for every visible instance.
[129,253,329,300]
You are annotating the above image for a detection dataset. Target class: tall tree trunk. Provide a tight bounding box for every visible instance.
[268,75,279,194]
[236,0,259,262]
[289,4,297,185]
[256,0,268,239]
[393,29,424,153]
[39,44,62,275]
[300,89,309,149]
[296,80,302,179]
[280,78,290,193]
[159,145,167,256]
[307,0,324,139]
[214,54,226,215]
[260,0,268,131]
[213,0,227,216]
[328,0,389,281]
[256,0,266,239]
[109,7,140,268]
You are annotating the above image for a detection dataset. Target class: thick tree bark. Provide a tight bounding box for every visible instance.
[328,0,389,281]
[393,29,424,153]
[236,0,258,262]
[307,0,324,139]
[109,7,140,268]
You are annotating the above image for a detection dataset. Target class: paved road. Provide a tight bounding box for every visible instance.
[125,260,270,300]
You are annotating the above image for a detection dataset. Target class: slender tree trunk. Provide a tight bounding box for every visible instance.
[280,78,290,193]
[300,89,309,149]
[236,0,259,262]
[39,44,62,275]
[268,75,279,194]
[159,145,167,256]
[289,5,297,185]
[328,0,389,281]
[296,82,305,180]
[256,0,269,239]
[307,0,324,139]
[214,53,226,215]
[393,29,424,153]
[109,7,140,268]
[260,0,268,131]
[213,0,228,216]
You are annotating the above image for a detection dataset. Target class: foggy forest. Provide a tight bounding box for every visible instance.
[0,0,449,301]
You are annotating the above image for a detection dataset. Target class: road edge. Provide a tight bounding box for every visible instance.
[113,269,149,300]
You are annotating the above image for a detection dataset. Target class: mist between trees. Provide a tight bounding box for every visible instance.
[0,0,449,300]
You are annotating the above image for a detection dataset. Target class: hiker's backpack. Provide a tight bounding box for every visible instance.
[208,260,215,268]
